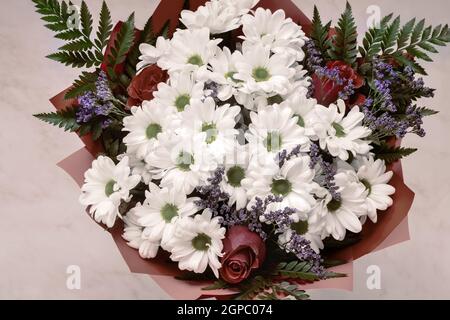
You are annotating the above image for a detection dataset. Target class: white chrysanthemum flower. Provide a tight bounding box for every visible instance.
[153,71,205,113]
[235,78,309,112]
[234,43,296,95]
[352,156,395,223]
[122,210,160,259]
[168,209,225,277]
[137,37,171,71]
[245,106,310,159]
[180,0,259,34]
[199,47,240,101]
[122,100,178,159]
[146,133,217,194]
[133,183,199,251]
[178,97,240,162]
[157,28,221,72]
[318,169,368,241]
[276,92,320,138]
[117,153,153,184]
[277,207,325,253]
[240,8,308,61]
[242,156,318,213]
[311,100,372,161]
[79,156,140,228]
[220,143,250,210]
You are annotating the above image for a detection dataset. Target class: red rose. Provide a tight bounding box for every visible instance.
[220,226,266,284]
[127,64,168,107]
[312,60,364,107]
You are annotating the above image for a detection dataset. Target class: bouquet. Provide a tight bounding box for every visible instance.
[33,0,450,300]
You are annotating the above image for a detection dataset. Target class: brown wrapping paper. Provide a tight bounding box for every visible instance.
[50,0,414,299]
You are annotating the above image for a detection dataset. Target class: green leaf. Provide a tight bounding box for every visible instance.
[373,143,417,164]
[107,13,135,78]
[96,1,113,50]
[310,6,331,57]
[65,70,99,99]
[360,14,393,59]
[55,29,84,40]
[392,53,427,75]
[202,280,229,291]
[327,2,358,66]
[275,261,346,282]
[34,106,80,132]
[80,1,93,37]
[33,0,103,68]
[382,16,401,54]
[271,282,310,300]
[397,18,415,50]
[410,106,439,117]
[234,276,270,300]
[91,122,103,141]
[58,38,93,52]
[46,51,97,68]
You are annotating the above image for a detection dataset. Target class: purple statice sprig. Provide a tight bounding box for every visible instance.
[195,166,232,218]
[76,71,128,129]
[282,234,326,277]
[309,143,341,201]
[276,145,302,168]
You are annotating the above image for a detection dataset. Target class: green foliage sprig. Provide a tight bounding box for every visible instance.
[327,2,358,66]
[32,0,113,68]
[34,106,80,132]
[274,261,345,282]
[373,143,418,164]
[359,14,450,74]
[310,6,332,57]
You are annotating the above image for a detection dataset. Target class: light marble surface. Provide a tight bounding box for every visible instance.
[1,0,450,299]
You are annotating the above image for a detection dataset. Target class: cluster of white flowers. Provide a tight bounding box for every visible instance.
[79,1,395,277]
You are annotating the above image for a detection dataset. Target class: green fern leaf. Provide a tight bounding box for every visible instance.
[311,6,331,56]
[327,2,358,66]
[382,16,401,54]
[397,18,415,50]
[46,51,97,68]
[96,1,113,50]
[65,70,99,99]
[58,39,93,52]
[373,143,417,164]
[80,1,93,37]
[34,106,80,132]
[106,13,135,78]
[275,261,346,282]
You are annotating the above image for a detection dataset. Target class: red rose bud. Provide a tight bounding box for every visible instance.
[127,64,168,108]
[312,60,364,107]
[220,226,266,284]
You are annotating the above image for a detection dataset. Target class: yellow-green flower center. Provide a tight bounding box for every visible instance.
[187,54,204,66]
[252,66,271,82]
[176,151,194,171]
[226,166,245,187]
[201,122,218,144]
[146,123,162,139]
[104,180,116,197]
[175,94,190,112]
[160,203,179,222]
[327,199,342,212]
[267,94,284,105]
[192,233,211,251]
[291,220,309,235]
[271,179,292,196]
